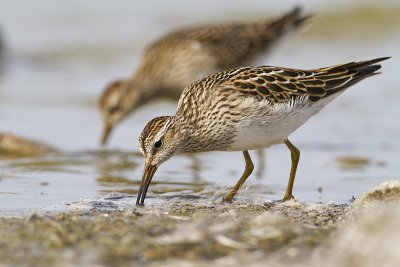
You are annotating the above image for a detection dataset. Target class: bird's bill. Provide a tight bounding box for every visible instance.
[100,123,113,145]
[136,164,158,206]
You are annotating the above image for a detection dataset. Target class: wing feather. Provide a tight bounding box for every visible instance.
[220,57,388,104]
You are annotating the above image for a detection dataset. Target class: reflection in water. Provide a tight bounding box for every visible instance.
[336,155,371,170]
[94,151,212,199]
[186,153,201,181]
[3,157,92,173]
[91,149,139,179]
[97,175,209,196]
[97,176,137,184]
[255,149,266,179]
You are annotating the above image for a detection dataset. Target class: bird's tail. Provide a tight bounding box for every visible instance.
[318,57,390,97]
[261,6,313,40]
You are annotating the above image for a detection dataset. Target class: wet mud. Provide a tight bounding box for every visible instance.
[0,181,399,267]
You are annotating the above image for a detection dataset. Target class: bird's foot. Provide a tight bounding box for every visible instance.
[222,192,236,203]
[276,194,294,203]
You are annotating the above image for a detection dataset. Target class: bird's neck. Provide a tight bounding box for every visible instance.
[171,114,220,153]
[128,74,181,109]
[168,115,195,153]
[121,77,157,113]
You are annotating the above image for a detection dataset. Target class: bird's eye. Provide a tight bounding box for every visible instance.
[154,139,163,149]
[109,106,120,114]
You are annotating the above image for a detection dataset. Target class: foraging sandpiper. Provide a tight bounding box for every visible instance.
[98,7,311,144]
[136,57,389,205]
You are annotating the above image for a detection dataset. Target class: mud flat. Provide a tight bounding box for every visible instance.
[0,181,399,267]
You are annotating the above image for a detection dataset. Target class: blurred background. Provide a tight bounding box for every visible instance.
[0,0,399,215]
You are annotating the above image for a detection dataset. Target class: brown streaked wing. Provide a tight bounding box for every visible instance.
[221,65,360,104]
[221,66,316,104]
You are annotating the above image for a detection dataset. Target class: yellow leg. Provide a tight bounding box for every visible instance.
[283,139,300,201]
[223,151,254,202]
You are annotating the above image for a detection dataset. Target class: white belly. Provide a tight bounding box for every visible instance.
[226,97,334,151]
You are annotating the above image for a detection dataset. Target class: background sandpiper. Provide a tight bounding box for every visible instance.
[98,7,311,144]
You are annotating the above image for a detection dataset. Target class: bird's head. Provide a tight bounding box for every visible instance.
[98,79,140,144]
[136,116,185,205]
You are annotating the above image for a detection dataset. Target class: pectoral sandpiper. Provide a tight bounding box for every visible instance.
[136,57,389,205]
[98,7,311,144]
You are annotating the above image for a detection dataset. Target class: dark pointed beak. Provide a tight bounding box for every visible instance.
[101,123,113,145]
[136,163,158,206]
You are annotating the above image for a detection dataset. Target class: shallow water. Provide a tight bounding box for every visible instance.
[1,1,400,216]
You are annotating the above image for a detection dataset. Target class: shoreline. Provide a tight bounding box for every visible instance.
[0,181,399,266]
